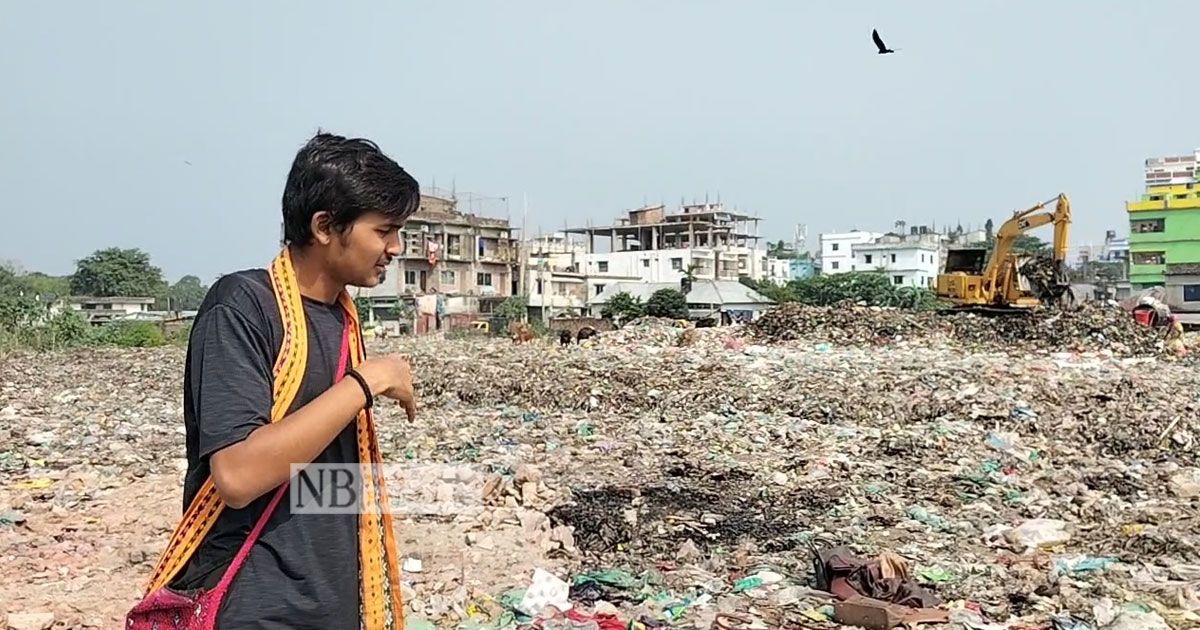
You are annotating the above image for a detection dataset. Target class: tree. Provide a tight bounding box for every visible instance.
[166,275,210,311]
[495,295,528,322]
[646,288,688,319]
[1012,235,1049,255]
[353,296,373,324]
[70,248,166,297]
[601,291,645,323]
[0,265,41,329]
[22,272,72,301]
[751,271,941,311]
[984,234,1049,256]
[742,277,796,304]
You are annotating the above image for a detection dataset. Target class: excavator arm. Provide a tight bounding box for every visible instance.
[983,194,1071,295]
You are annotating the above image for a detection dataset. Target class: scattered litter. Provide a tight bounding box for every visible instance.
[2,305,1198,627]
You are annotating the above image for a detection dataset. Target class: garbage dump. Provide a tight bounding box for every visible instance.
[749,302,1167,356]
[1,306,1199,628]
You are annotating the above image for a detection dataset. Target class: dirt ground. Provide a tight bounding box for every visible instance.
[0,466,555,629]
[4,324,1200,629]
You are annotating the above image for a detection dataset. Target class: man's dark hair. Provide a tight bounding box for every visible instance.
[281,132,421,246]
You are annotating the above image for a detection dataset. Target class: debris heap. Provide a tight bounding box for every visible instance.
[1,325,1198,628]
[750,302,1165,355]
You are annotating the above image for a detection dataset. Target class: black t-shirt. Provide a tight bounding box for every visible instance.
[170,269,360,629]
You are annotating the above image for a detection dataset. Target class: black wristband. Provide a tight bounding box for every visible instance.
[345,368,373,409]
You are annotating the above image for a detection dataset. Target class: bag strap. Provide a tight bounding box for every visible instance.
[210,315,354,595]
[212,483,288,594]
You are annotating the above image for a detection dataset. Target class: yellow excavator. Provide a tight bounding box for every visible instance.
[936,193,1074,314]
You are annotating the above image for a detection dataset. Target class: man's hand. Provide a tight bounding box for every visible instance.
[357,354,417,421]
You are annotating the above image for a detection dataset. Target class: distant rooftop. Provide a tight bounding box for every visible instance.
[411,192,514,229]
[69,296,156,304]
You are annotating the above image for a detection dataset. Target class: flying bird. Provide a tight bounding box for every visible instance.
[872,29,895,54]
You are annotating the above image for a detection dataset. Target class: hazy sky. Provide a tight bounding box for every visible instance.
[2,1,1197,282]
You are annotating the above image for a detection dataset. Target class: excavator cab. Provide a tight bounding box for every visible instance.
[937,248,988,302]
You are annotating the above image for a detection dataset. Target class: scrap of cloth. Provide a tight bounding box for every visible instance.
[813,546,942,608]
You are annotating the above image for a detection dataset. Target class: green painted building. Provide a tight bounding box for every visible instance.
[1127,150,1200,289]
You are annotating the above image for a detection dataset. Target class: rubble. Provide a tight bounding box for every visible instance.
[750,302,1168,356]
[2,314,1200,628]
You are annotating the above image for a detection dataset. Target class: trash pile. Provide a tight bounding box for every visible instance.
[750,302,1167,356]
[3,326,1200,628]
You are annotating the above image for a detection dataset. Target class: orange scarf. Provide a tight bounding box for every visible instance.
[142,248,405,628]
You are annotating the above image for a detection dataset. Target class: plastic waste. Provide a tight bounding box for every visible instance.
[1002,518,1072,551]
[1052,555,1117,578]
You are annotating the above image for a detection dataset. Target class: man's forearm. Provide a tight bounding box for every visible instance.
[210,378,367,508]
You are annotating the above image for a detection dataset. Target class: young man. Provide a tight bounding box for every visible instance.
[167,132,420,628]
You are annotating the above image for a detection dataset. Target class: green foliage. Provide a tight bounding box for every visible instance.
[0,266,42,329]
[91,321,166,348]
[0,252,196,354]
[748,272,943,311]
[601,291,646,322]
[767,240,810,260]
[528,318,549,337]
[984,234,1049,256]
[70,247,166,298]
[0,309,91,353]
[646,288,689,319]
[747,280,797,305]
[22,272,72,301]
[495,296,528,322]
[165,323,194,345]
[166,275,209,311]
[46,310,93,346]
[353,296,373,324]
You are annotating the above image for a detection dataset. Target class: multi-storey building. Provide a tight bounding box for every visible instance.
[1127,148,1200,290]
[563,202,767,298]
[358,192,520,333]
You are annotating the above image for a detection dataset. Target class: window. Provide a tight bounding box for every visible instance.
[832,243,840,251]
[597,261,609,273]
[476,272,493,287]
[404,270,417,286]
[670,258,683,270]
[595,284,606,295]
[439,270,456,286]
[831,261,840,270]
[1182,285,1200,302]
[864,254,873,264]
[642,259,650,268]
[893,275,904,285]
[1133,251,1166,265]
[447,235,462,256]
[535,279,544,295]
[1132,219,1165,233]
[890,254,897,263]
